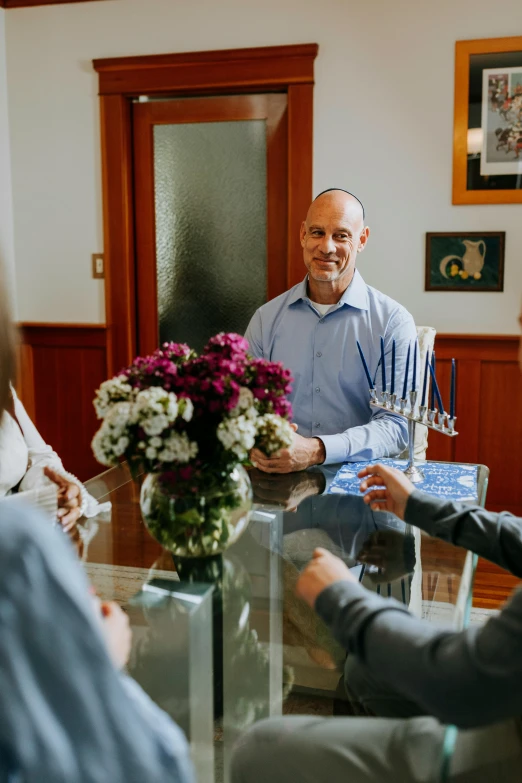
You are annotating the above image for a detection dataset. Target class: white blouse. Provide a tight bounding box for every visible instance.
[0,389,104,523]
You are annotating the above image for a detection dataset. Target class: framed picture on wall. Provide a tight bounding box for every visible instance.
[425,231,505,292]
[453,36,522,204]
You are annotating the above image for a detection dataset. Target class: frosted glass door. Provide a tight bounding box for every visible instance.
[153,120,267,352]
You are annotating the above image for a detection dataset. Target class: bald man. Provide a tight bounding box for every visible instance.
[245,189,417,473]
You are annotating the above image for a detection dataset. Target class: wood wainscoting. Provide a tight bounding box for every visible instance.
[426,334,521,515]
[17,323,108,481]
[426,334,521,609]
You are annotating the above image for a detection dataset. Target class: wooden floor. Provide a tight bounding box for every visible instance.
[473,558,521,610]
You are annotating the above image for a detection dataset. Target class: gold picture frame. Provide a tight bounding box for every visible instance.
[453,36,522,204]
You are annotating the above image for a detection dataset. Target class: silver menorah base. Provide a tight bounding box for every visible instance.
[369,389,458,484]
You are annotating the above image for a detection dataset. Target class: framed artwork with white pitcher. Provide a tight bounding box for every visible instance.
[425,231,505,292]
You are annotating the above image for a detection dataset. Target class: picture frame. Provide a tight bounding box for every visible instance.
[453,36,522,204]
[425,232,505,292]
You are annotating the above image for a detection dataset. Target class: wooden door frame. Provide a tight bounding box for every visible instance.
[132,94,289,356]
[93,43,318,375]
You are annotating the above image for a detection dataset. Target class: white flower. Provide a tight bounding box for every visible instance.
[142,415,169,436]
[93,376,133,420]
[149,436,163,448]
[179,397,194,422]
[217,414,257,460]
[91,402,132,466]
[145,446,157,460]
[113,436,129,457]
[157,431,198,464]
[254,414,294,457]
[229,387,255,418]
[131,387,179,436]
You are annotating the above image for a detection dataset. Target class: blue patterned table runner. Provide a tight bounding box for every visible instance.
[328,459,478,502]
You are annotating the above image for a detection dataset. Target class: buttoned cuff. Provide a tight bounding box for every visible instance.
[317,434,349,465]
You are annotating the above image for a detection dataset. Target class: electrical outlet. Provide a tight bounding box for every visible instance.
[92,253,105,279]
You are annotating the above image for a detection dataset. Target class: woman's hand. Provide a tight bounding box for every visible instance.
[99,600,132,670]
[358,463,415,520]
[44,466,82,531]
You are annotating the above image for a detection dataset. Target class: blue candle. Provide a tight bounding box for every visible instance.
[380,336,386,392]
[411,340,418,393]
[450,358,456,419]
[401,342,411,400]
[391,339,396,395]
[357,341,374,389]
[430,352,436,410]
[428,361,445,413]
[420,350,430,407]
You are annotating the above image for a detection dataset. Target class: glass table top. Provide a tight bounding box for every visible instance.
[82,461,489,783]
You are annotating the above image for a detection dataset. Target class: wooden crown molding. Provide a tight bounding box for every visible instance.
[93,43,319,96]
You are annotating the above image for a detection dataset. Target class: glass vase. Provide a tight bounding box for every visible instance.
[140,464,252,557]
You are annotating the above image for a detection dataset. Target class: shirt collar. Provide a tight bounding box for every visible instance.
[288,269,369,312]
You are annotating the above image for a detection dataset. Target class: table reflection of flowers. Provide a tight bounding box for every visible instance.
[91,333,294,556]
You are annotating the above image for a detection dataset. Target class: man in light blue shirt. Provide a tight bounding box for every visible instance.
[246,189,417,472]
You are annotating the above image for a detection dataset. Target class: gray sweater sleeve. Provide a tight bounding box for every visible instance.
[405,490,522,577]
[315,495,522,728]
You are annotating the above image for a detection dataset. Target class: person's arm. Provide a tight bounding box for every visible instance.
[244,309,264,359]
[316,577,522,728]
[358,463,522,577]
[319,411,409,465]
[0,501,194,783]
[319,310,418,464]
[406,491,522,577]
[13,390,107,521]
[299,547,522,729]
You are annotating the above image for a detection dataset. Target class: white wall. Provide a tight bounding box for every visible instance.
[4,0,522,331]
[0,9,16,316]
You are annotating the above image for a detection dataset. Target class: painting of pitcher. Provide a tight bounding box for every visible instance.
[425,232,505,292]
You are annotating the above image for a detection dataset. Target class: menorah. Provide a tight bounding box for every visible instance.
[357,338,457,484]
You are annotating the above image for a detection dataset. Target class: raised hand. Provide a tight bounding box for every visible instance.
[357,463,415,520]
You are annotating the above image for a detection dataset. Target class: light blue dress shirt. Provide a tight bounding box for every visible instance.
[245,270,418,464]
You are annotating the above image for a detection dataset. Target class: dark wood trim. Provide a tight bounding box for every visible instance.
[287,83,314,287]
[94,44,317,375]
[19,323,107,348]
[432,333,518,360]
[17,323,108,481]
[94,44,318,96]
[132,93,290,356]
[4,0,105,7]
[99,94,136,374]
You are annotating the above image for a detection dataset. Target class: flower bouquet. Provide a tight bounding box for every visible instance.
[91,333,294,556]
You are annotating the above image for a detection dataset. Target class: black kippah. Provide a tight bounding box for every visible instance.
[314,188,365,220]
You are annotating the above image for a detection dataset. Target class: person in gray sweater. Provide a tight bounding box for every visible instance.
[231,466,522,782]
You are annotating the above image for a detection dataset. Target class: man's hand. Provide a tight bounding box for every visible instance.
[44,467,82,531]
[296,547,356,608]
[250,468,326,510]
[358,463,415,520]
[99,601,132,670]
[250,432,326,474]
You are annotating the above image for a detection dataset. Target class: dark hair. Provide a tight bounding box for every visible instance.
[314,188,366,220]
[0,263,17,417]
